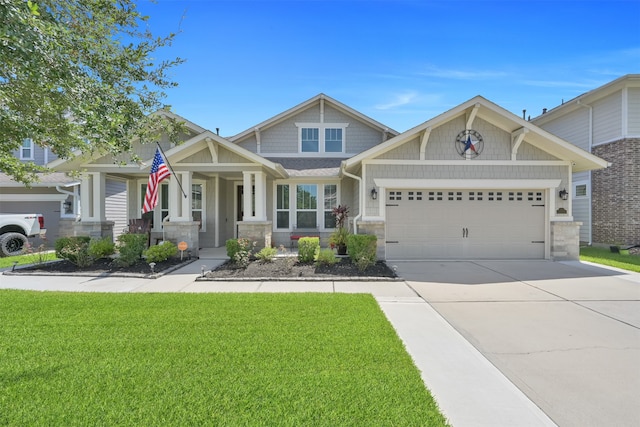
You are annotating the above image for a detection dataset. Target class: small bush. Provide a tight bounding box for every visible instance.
[88,237,115,259]
[226,238,255,268]
[315,248,337,266]
[143,241,178,263]
[347,234,377,272]
[298,237,320,263]
[256,247,277,263]
[55,236,93,267]
[115,233,148,267]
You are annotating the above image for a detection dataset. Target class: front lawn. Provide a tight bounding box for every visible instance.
[0,251,57,269]
[580,246,640,273]
[0,291,449,426]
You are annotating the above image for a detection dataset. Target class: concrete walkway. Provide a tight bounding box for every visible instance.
[10,254,637,426]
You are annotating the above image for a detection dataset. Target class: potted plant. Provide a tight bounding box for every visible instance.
[329,205,349,255]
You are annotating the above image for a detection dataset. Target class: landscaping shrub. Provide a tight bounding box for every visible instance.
[143,241,178,263]
[87,237,116,259]
[256,246,277,263]
[315,248,337,266]
[54,236,93,267]
[298,237,319,263]
[347,234,377,272]
[225,238,255,268]
[114,233,148,267]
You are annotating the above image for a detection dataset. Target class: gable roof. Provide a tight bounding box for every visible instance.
[532,74,640,124]
[344,95,609,173]
[228,93,399,143]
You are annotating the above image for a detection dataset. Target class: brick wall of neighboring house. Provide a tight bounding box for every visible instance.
[592,138,640,245]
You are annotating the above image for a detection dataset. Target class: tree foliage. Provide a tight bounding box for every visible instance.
[0,0,184,184]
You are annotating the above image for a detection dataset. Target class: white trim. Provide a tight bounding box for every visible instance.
[592,135,640,147]
[271,180,341,232]
[373,178,562,190]
[296,122,349,154]
[0,193,67,202]
[20,138,34,160]
[364,159,569,167]
[573,180,589,198]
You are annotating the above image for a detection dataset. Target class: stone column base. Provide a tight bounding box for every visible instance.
[551,221,582,261]
[58,218,77,238]
[237,221,272,250]
[73,221,115,241]
[356,220,385,260]
[162,221,201,257]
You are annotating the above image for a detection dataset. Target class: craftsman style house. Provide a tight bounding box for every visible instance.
[47,93,607,260]
[533,74,639,247]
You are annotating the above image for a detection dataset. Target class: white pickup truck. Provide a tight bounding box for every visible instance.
[0,214,46,256]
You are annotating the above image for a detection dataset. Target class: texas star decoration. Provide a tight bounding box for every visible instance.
[455,129,484,158]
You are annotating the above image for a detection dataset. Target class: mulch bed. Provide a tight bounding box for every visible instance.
[204,257,397,280]
[8,257,191,277]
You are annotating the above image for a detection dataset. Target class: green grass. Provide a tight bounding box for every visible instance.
[0,251,58,269]
[580,246,640,273]
[0,291,449,426]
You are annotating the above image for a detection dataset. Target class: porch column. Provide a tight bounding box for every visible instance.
[75,172,113,240]
[80,172,105,221]
[254,171,266,221]
[169,171,192,221]
[242,171,253,220]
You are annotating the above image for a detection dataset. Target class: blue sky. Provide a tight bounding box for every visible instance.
[139,0,639,136]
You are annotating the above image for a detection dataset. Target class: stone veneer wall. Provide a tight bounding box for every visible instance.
[550,221,582,260]
[237,221,272,250]
[73,221,114,241]
[162,221,201,257]
[592,138,640,246]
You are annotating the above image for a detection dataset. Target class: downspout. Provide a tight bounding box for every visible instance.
[341,166,362,235]
[577,100,593,245]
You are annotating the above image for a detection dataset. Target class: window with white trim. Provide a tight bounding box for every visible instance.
[20,138,34,160]
[276,184,290,229]
[574,181,589,198]
[140,182,169,230]
[297,123,347,154]
[192,182,206,231]
[276,183,339,230]
[296,184,317,228]
[324,184,337,228]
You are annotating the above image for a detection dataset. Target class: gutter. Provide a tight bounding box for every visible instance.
[576,99,594,246]
[340,165,361,235]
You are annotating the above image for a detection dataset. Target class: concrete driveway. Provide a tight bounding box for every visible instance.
[393,260,640,427]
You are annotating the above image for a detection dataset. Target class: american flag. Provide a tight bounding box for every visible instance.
[142,148,171,213]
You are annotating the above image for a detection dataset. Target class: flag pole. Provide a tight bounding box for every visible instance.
[155,142,187,198]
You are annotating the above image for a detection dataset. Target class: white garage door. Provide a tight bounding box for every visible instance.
[386,189,545,259]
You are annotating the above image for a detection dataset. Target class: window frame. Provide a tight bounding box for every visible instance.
[296,123,348,154]
[273,181,340,232]
[20,138,34,160]
[573,181,589,199]
[139,180,170,231]
[275,184,290,229]
[191,180,206,231]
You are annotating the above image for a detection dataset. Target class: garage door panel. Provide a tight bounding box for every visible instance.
[386,189,545,260]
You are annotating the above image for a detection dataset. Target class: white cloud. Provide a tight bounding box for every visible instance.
[374,92,418,110]
[418,66,509,80]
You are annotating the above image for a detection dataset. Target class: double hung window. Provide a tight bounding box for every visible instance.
[297,123,347,153]
[20,138,34,160]
[275,183,338,230]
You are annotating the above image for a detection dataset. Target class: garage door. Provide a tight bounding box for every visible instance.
[386,189,545,259]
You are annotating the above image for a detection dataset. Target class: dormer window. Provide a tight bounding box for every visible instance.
[297,123,347,154]
[20,138,34,160]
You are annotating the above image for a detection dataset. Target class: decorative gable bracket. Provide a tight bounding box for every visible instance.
[511,127,529,160]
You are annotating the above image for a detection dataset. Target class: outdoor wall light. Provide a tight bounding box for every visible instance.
[559,189,568,200]
[370,188,378,200]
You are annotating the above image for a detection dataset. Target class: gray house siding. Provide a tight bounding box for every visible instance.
[105,178,127,240]
[628,87,640,134]
[592,90,622,144]
[537,108,591,151]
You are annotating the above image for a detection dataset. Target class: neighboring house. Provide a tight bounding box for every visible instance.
[533,74,639,247]
[49,94,607,260]
[0,139,128,242]
[0,141,80,241]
